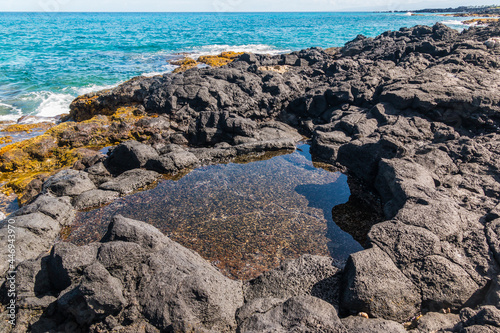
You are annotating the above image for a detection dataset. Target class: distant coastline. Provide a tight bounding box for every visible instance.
[387,4,500,14]
[381,5,500,27]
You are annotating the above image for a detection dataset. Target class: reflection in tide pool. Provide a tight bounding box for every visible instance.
[69,144,362,280]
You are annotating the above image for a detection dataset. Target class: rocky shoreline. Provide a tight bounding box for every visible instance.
[1,22,500,332]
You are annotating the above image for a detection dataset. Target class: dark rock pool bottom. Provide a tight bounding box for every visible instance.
[66,144,364,280]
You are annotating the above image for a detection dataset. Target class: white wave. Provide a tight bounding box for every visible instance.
[141,71,168,77]
[464,21,488,27]
[0,102,22,122]
[440,19,466,26]
[31,92,74,118]
[2,45,288,122]
[72,83,118,96]
[404,12,413,16]
[441,19,489,28]
[0,82,120,122]
[141,65,177,77]
[27,83,119,120]
[187,44,292,59]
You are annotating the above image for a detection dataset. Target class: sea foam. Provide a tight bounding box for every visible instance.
[188,44,291,59]
[0,102,23,122]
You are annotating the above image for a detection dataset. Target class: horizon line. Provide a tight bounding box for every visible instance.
[0,10,436,14]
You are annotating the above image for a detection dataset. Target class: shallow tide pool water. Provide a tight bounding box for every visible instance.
[68,144,363,280]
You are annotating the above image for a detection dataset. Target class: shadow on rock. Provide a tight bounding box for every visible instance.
[294,181,363,261]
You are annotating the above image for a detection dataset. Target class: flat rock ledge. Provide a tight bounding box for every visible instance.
[2,22,500,332]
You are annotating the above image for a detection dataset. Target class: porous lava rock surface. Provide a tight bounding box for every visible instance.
[2,22,500,332]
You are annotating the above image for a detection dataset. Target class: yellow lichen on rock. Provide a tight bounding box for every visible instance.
[171,51,245,73]
[197,55,233,67]
[2,122,54,134]
[0,136,12,145]
[0,171,49,197]
[219,51,245,59]
[197,51,245,67]
[172,57,199,73]
[70,93,118,122]
[111,105,146,122]
[463,18,500,25]
[0,106,148,202]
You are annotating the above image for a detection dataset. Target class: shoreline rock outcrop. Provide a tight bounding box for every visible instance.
[2,22,500,332]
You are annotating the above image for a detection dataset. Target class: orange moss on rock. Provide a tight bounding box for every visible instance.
[111,105,147,122]
[171,57,198,66]
[0,106,149,202]
[2,122,54,134]
[197,51,245,67]
[463,18,499,25]
[0,136,12,145]
[70,94,113,122]
[197,55,233,67]
[219,51,245,59]
[172,57,199,73]
[171,51,245,73]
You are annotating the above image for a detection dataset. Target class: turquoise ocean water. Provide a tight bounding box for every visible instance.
[0,12,474,122]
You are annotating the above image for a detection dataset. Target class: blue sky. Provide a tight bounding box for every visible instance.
[0,0,497,12]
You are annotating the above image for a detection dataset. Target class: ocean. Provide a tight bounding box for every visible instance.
[0,11,476,122]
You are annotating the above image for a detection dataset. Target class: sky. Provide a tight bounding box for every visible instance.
[0,0,497,12]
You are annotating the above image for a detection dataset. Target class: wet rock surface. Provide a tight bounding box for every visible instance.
[2,22,500,331]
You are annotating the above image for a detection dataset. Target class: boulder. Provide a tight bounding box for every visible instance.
[190,146,237,163]
[47,242,100,291]
[12,194,74,225]
[311,130,351,161]
[14,256,55,309]
[340,246,421,322]
[138,237,244,332]
[235,138,297,155]
[146,150,199,173]
[244,255,341,306]
[99,169,160,194]
[0,223,57,276]
[413,312,461,332]
[460,306,500,329]
[42,169,96,197]
[73,189,120,210]
[57,262,126,325]
[341,316,406,333]
[336,139,400,185]
[404,255,479,311]
[9,212,60,238]
[102,215,168,250]
[238,296,347,333]
[85,161,113,185]
[374,158,436,218]
[368,220,441,266]
[105,140,159,174]
[105,215,244,332]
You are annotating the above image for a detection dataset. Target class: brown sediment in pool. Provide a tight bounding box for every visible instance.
[67,144,364,280]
